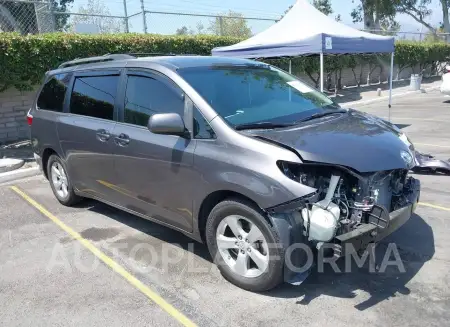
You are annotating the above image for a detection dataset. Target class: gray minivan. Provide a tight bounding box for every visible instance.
[29,54,420,291]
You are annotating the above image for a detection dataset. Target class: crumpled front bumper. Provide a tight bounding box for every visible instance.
[332,177,421,257]
[268,177,420,284]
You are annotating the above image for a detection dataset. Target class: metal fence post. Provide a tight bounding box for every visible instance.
[219,16,224,36]
[140,0,147,33]
[48,1,56,32]
[123,0,129,33]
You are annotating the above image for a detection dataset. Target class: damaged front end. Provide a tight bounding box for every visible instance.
[267,161,420,281]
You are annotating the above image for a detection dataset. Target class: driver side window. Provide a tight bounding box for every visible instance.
[124,74,184,127]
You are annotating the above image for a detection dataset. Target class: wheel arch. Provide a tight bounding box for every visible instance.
[197,190,272,242]
[41,147,59,179]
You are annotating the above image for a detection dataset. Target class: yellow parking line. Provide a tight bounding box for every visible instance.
[419,202,450,212]
[10,186,197,327]
[415,143,450,149]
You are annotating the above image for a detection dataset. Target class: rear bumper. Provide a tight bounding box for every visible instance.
[332,178,420,257]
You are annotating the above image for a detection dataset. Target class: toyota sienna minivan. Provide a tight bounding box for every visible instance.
[28,54,420,291]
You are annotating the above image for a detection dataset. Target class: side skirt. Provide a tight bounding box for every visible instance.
[74,189,203,243]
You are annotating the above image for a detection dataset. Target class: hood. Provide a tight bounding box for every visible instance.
[245,110,414,173]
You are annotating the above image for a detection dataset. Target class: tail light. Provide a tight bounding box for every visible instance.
[26,110,33,126]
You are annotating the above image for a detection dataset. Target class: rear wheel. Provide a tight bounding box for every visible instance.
[205,198,284,291]
[47,154,81,206]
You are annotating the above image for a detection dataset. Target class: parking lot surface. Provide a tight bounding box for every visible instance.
[1,90,450,327]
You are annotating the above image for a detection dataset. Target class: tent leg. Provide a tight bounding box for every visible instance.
[320,53,324,92]
[388,52,394,121]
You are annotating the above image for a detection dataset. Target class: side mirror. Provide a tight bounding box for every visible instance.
[147,113,187,136]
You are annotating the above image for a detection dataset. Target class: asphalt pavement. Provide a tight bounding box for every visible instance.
[1,90,449,327]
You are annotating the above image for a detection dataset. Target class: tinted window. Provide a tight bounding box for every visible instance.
[37,74,70,112]
[178,66,336,127]
[70,75,119,120]
[124,75,184,127]
[194,108,215,139]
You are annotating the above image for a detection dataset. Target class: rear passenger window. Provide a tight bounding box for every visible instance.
[37,74,70,112]
[70,75,119,120]
[124,75,184,127]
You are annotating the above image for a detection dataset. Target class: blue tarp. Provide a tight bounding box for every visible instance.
[212,0,395,58]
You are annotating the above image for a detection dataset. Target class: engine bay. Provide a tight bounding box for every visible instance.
[279,161,417,243]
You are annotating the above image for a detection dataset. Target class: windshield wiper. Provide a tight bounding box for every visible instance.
[235,122,293,131]
[297,109,347,123]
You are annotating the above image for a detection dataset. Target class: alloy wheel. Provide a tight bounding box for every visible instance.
[216,215,269,278]
[51,161,69,199]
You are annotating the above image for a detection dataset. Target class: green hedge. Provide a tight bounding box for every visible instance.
[1,33,449,91]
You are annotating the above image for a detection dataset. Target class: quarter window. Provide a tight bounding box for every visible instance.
[69,75,119,120]
[194,108,215,139]
[124,75,184,127]
[37,74,70,112]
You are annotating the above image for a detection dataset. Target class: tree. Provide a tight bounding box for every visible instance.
[393,1,434,34]
[439,0,450,35]
[176,22,205,35]
[351,0,397,31]
[379,19,401,35]
[0,0,73,33]
[208,11,252,38]
[70,0,122,34]
[313,0,333,16]
[52,0,74,31]
[176,26,192,35]
[423,27,445,42]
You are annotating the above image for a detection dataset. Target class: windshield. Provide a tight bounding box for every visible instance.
[178,65,338,127]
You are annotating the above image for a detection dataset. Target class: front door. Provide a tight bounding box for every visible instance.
[58,72,121,200]
[111,71,195,232]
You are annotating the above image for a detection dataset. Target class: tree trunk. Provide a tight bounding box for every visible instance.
[362,0,376,30]
[442,1,450,32]
[305,71,320,88]
[326,72,332,90]
[359,63,364,87]
[337,69,342,90]
[442,0,450,41]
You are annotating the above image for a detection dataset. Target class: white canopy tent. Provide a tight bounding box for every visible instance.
[212,0,396,109]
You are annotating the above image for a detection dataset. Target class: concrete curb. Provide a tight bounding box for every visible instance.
[0,158,25,173]
[341,85,441,107]
[0,166,40,184]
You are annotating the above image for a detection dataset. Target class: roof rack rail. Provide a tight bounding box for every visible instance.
[58,54,136,69]
[127,52,177,57]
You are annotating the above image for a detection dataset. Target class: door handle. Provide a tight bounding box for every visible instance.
[96,129,111,142]
[114,133,130,146]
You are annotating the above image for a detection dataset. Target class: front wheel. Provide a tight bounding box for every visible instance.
[205,198,284,292]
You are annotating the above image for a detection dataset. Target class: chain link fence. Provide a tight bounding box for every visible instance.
[0,0,128,34]
[0,0,54,33]
[1,0,449,41]
[0,0,277,36]
[143,10,277,36]
[362,29,450,42]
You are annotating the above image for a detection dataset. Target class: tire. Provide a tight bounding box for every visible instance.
[47,154,82,206]
[205,198,284,292]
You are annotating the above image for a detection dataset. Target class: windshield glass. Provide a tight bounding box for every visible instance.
[178,65,338,127]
